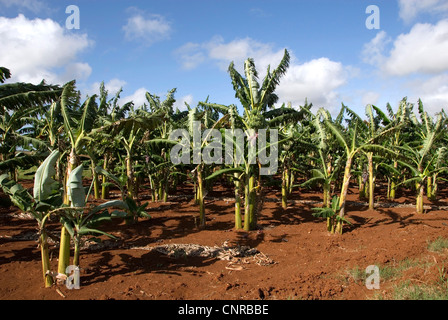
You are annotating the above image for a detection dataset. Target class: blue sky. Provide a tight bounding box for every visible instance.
[1,0,448,116]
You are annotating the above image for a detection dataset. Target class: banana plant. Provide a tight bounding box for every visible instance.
[362,104,405,209]
[371,98,412,199]
[57,80,100,275]
[58,164,128,268]
[312,195,351,233]
[225,49,290,230]
[427,146,448,200]
[408,101,447,207]
[92,106,164,201]
[0,104,49,179]
[95,84,132,200]
[323,104,399,234]
[274,102,313,209]
[95,166,150,224]
[0,150,61,287]
[396,116,447,213]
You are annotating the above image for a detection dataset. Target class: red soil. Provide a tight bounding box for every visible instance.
[1,181,448,301]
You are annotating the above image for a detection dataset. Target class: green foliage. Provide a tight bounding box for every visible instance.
[0,173,33,212]
[312,195,351,233]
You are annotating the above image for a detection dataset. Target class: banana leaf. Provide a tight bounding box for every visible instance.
[33,150,60,202]
[67,165,86,208]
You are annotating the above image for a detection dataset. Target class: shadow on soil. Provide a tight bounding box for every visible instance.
[80,250,219,286]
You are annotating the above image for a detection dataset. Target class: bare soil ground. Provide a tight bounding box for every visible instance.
[1,181,448,301]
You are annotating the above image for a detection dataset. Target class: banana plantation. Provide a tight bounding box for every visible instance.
[1,51,448,300]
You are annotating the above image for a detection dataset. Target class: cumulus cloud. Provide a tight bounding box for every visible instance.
[175,36,353,110]
[174,94,194,111]
[361,30,391,66]
[276,58,350,110]
[383,19,448,76]
[174,42,206,70]
[0,14,92,84]
[406,74,448,114]
[121,87,148,108]
[85,78,127,98]
[398,0,448,23]
[175,36,283,72]
[123,8,171,45]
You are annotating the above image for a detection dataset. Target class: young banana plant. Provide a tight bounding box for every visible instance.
[58,165,129,268]
[95,166,150,224]
[312,195,351,234]
[324,105,399,234]
[0,150,61,287]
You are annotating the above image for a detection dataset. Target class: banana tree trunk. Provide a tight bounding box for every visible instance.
[288,170,294,195]
[244,172,257,231]
[358,175,365,199]
[58,148,79,275]
[368,153,374,210]
[323,181,331,208]
[430,174,438,201]
[101,154,109,200]
[148,175,156,202]
[389,180,396,199]
[163,177,168,203]
[40,230,53,288]
[126,153,134,199]
[416,181,424,214]
[234,172,242,230]
[281,168,288,209]
[197,168,205,228]
[389,160,398,200]
[336,156,353,234]
[91,159,100,199]
[73,237,80,267]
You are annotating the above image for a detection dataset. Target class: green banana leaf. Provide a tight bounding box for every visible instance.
[0,173,33,212]
[33,150,59,202]
[67,165,86,208]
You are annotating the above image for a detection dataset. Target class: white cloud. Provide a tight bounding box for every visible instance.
[361,31,391,66]
[383,19,448,76]
[398,0,448,23]
[175,36,352,110]
[62,62,92,83]
[0,14,92,84]
[174,42,206,70]
[361,91,381,107]
[406,74,448,114]
[174,94,194,111]
[122,87,148,108]
[176,35,283,72]
[85,78,127,98]
[277,58,350,110]
[123,8,171,45]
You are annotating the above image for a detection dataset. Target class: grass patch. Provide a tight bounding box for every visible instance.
[427,237,448,253]
[389,279,448,300]
[368,259,448,300]
[346,257,424,284]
